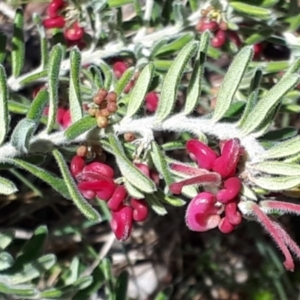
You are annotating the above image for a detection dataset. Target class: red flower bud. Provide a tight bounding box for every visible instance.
[70,155,85,177]
[130,198,149,222]
[78,180,115,200]
[79,188,96,200]
[113,61,128,79]
[216,177,241,204]
[186,139,218,170]
[110,205,134,241]
[212,138,240,178]
[82,162,115,179]
[225,202,242,225]
[253,43,264,60]
[108,185,127,211]
[47,0,65,18]
[211,30,226,48]
[145,92,159,112]
[196,20,219,32]
[135,163,150,177]
[62,109,71,129]
[218,217,235,234]
[227,31,242,48]
[64,22,84,41]
[43,16,66,29]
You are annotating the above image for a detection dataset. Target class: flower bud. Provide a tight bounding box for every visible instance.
[145,92,159,112]
[113,61,128,79]
[110,206,134,241]
[78,180,115,200]
[216,177,241,204]
[218,217,235,234]
[135,163,150,177]
[70,155,85,177]
[211,30,226,48]
[212,139,240,178]
[43,16,66,29]
[130,198,149,222]
[108,185,127,211]
[225,202,242,225]
[186,139,218,170]
[78,188,96,200]
[82,162,114,178]
[64,22,84,41]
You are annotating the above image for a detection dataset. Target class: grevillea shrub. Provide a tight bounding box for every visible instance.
[2,0,300,298]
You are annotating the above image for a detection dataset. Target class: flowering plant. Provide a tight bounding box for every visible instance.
[1,0,300,298]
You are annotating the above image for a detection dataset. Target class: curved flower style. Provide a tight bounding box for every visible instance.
[171,138,300,271]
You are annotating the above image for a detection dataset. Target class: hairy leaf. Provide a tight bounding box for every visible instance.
[213,46,253,122]
[115,66,134,95]
[0,66,9,145]
[230,2,272,19]
[250,175,300,191]
[0,176,18,195]
[155,41,198,122]
[64,116,97,140]
[184,31,209,115]
[69,48,83,123]
[12,8,24,77]
[249,161,300,176]
[125,63,154,119]
[145,194,167,215]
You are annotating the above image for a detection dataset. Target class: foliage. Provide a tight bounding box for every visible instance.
[1,0,300,299]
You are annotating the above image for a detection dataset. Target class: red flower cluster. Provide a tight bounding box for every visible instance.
[43,0,85,47]
[70,156,150,241]
[170,139,243,233]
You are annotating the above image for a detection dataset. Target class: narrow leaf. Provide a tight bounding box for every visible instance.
[0,176,18,195]
[0,32,7,63]
[155,41,198,122]
[26,89,48,123]
[100,62,113,90]
[0,280,37,297]
[10,119,36,153]
[145,194,167,215]
[46,44,64,133]
[13,226,48,270]
[213,46,253,122]
[241,74,300,135]
[53,149,101,221]
[250,175,300,191]
[0,66,9,145]
[184,31,209,115]
[108,134,156,193]
[0,230,15,250]
[0,252,14,271]
[12,8,24,77]
[115,66,134,95]
[64,116,97,140]
[125,63,154,119]
[249,161,300,176]
[263,136,300,159]
[150,141,173,187]
[115,271,129,300]
[230,2,272,19]
[124,179,145,199]
[5,158,70,199]
[89,65,104,89]
[69,48,83,123]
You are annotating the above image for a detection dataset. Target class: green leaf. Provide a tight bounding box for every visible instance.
[107,0,134,7]
[26,89,48,123]
[260,127,298,141]
[157,190,186,206]
[46,44,64,133]
[0,279,37,297]
[0,230,15,250]
[89,65,104,89]
[53,149,101,221]
[34,15,48,68]
[0,65,9,145]
[250,175,300,191]
[241,184,257,201]
[8,101,28,114]
[0,32,7,63]
[69,48,83,123]
[240,74,300,135]
[145,194,168,215]
[64,257,79,285]
[155,33,194,57]
[230,2,272,20]
[40,288,63,298]
[123,179,145,199]
[13,226,48,270]
[108,134,156,193]
[212,46,253,122]
[125,63,154,119]
[11,254,56,284]
[282,57,300,79]
[115,271,129,300]
[155,41,198,122]
[0,253,14,271]
[10,119,36,153]
[0,176,18,195]
[115,66,134,95]
[244,29,273,45]
[100,61,113,90]
[5,158,70,199]
[183,31,209,115]
[64,116,97,140]
[150,141,173,188]
[249,161,300,176]
[12,8,24,77]
[71,276,93,290]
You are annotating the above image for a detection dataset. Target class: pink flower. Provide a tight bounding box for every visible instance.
[185,192,221,232]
